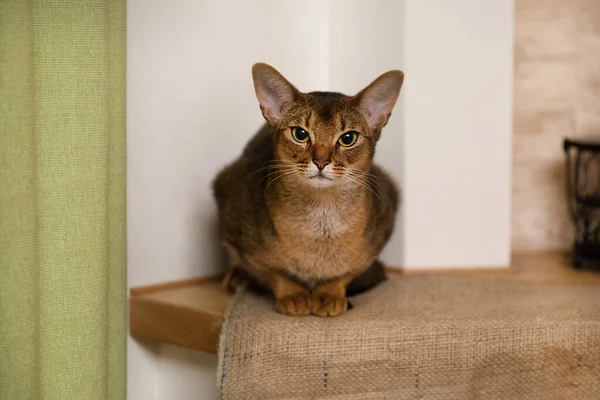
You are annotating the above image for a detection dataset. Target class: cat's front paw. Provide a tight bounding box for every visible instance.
[275,292,312,316]
[311,293,348,317]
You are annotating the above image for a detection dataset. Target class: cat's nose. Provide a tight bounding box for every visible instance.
[313,158,331,171]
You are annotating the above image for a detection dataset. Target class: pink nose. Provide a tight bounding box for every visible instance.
[313,158,331,170]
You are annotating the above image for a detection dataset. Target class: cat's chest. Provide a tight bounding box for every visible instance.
[267,203,373,281]
[279,203,352,238]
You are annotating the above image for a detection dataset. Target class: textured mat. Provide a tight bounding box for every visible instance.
[216,274,600,399]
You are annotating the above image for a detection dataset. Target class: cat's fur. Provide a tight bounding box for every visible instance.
[212,63,403,317]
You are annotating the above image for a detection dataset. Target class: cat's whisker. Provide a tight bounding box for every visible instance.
[260,167,297,184]
[251,160,296,175]
[263,166,298,179]
[346,166,386,182]
[253,163,297,182]
[255,160,295,167]
[344,177,373,201]
[251,166,277,176]
[266,170,300,190]
[255,161,296,172]
[344,170,387,206]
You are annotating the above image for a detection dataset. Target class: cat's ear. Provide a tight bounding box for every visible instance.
[252,63,300,127]
[355,70,404,131]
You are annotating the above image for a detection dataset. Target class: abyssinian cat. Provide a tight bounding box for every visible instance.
[212,63,403,317]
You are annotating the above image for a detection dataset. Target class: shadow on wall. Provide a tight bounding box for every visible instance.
[191,208,228,278]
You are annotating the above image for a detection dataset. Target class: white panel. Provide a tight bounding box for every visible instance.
[402,0,514,268]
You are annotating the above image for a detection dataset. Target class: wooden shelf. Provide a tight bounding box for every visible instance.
[129,252,600,354]
[129,276,230,353]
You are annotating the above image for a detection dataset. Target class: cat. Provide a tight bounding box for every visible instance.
[212,63,403,317]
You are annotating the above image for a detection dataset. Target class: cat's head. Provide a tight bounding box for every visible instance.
[252,63,403,189]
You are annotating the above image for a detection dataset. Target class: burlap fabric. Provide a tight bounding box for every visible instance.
[216,274,600,399]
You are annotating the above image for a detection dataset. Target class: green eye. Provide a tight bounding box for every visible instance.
[338,131,358,147]
[291,127,310,143]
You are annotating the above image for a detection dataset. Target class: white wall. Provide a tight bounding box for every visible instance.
[402,0,514,268]
[127,0,328,288]
[128,0,514,398]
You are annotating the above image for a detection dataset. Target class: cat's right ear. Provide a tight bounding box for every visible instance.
[252,63,300,127]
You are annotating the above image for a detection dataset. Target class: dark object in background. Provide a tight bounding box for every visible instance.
[564,138,600,271]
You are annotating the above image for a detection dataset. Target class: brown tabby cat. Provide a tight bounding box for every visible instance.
[212,63,403,317]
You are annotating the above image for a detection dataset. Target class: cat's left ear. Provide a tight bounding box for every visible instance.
[355,70,404,132]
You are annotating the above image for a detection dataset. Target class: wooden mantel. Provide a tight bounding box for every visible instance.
[129,252,600,354]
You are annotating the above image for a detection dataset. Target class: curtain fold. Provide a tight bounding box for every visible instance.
[1,1,126,398]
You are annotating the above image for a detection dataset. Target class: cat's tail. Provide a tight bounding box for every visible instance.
[346,259,388,297]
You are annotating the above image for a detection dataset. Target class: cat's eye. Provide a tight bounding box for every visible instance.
[291,127,310,143]
[338,131,358,147]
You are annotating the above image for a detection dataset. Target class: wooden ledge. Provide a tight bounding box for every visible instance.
[129,252,600,354]
[129,275,228,353]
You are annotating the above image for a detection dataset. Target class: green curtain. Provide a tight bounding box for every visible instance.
[0,1,126,399]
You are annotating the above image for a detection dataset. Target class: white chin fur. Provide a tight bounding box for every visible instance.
[304,164,338,188]
[307,175,336,188]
